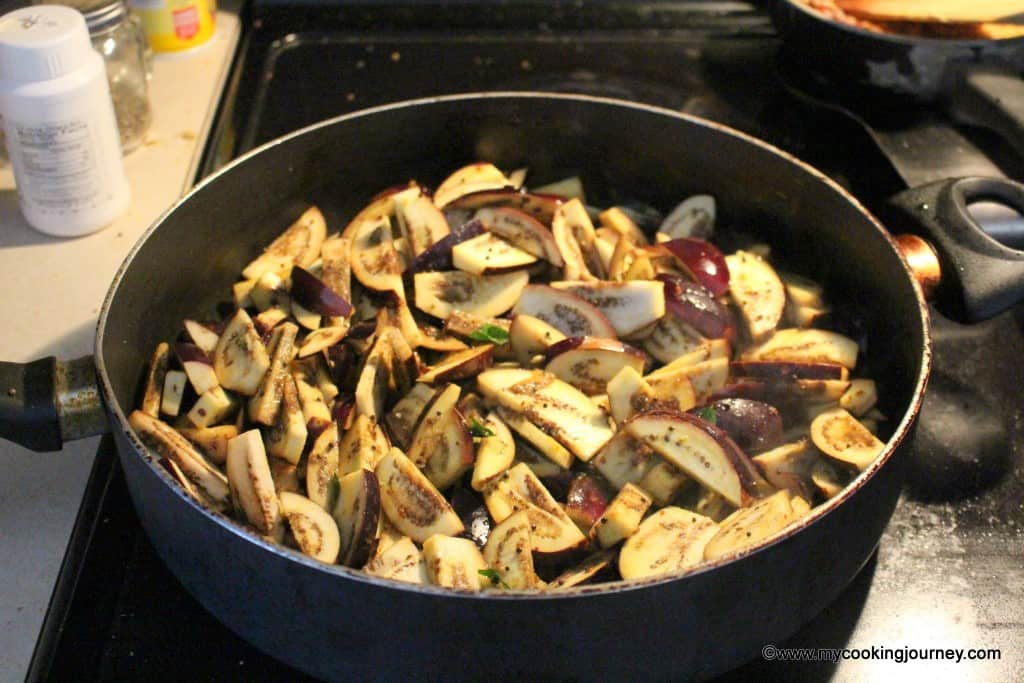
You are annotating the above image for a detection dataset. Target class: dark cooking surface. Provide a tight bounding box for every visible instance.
[31,2,1023,680]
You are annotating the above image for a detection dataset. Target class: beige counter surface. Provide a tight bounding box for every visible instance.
[0,4,240,678]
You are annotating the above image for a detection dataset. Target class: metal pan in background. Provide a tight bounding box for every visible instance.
[772,0,1024,159]
[2,93,1024,680]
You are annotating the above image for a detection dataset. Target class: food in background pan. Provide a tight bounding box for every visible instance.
[129,162,886,591]
[800,0,1024,39]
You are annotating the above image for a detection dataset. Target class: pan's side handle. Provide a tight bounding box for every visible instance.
[0,356,107,452]
[886,176,1024,322]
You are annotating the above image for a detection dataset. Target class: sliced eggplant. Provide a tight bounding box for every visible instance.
[422,535,489,591]
[141,343,170,417]
[702,398,785,455]
[742,328,859,370]
[376,448,464,543]
[248,322,298,426]
[448,188,564,226]
[482,510,541,590]
[637,459,691,506]
[279,491,341,564]
[513,285,617,339]
[186,386,235,428]
[495,406,575,470]
[543,336,647,395]
[751,438,817,501]
[405,219,486,274]
[395,191,451,256]
[564,473,613,531]
[591,431,656,491]
[160,370,187,417]
[485,370,615,462]
[533,175,584,201]
[363,536,429,584]
[660,237,730,296]
[384,383,437,450]
[658,274,735,341]
[482,463,572,525]
[242,206,327,281]
[407,383,461,467]
[703,489,796,561]
[318,233,353,319]
[625,411,761,507]
[417,344,495,384]
[547,549,618,589]
[724,250,786,342]
[177,424,239,465]
[618,506,719,580]
[482,466,586,557]
[174,344,219,397]
[606,365,680,426]
[642,314,708,365]
[659,194,715,240]
[475,367,535,401]
[129,410,230,510]
[226,429,281,535]
[337,413,391,476]
[433,162,513,209]
[350,214,404,293]
[409,385,475,491]
[599,206,649,247]
[509,314,567,367]
[552,198,604,280]
[414,270,528,320]
[452,231,538,274]
[305,422,340,510]
[810,407,885,471]
[588,483,654,549]
[183,320,220,355]
[646,357,728,404]
[354,332,393,421]
[293,374,332,435]
[474,206,563,266]
[213,309,271,397]
[253,306,290,336]
[549,280,666,338]
[471,411,516,491]
[333,468,382,568]
[417,325,470,352]
[264,375,308,465]
[839,378,878,417]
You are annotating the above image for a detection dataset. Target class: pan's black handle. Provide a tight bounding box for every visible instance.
[886,176,1024,322]
[0,356,108,452]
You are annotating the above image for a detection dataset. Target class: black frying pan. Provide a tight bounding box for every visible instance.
[772,0,1024,158]
[2,93,1023,680]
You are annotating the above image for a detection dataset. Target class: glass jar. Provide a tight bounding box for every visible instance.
[61,0,153,153]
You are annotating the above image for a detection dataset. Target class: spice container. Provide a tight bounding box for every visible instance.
[128,0,215,54]
[75,0,153,153]
[0,5,130,237]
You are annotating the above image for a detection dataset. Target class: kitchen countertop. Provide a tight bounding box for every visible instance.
[0,3,241,679]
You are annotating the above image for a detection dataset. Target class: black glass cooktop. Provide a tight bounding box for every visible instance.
[30,2,1024,680]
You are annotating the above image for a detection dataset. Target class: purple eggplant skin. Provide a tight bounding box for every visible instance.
[405,219,486,274]
[657,274,736,341]
[174,341,212,366]
[291,266,353,317]
[696,399,784,455]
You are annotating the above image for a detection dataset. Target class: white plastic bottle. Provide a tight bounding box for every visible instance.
[0,5,130,237]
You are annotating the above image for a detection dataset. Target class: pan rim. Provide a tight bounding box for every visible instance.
[95,90,933,599]
[779,0,1024,47]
